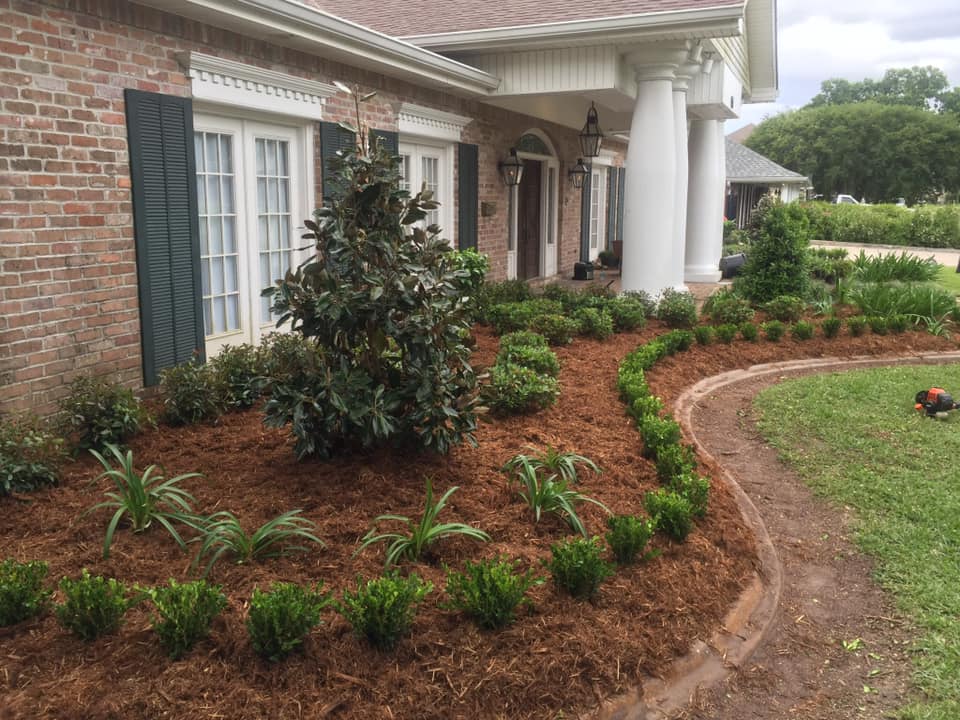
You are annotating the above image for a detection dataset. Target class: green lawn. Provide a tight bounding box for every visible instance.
[935,265,960,297]
[755,365,960,720]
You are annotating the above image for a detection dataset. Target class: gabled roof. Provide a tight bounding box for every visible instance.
[726,139,808,185]
[302,0,745,37]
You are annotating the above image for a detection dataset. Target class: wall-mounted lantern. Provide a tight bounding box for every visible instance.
[498,147,524,187]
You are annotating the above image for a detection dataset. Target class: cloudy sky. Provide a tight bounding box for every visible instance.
[732,0,960,129]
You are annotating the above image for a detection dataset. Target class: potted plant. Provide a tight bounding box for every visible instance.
[598,250,619,269]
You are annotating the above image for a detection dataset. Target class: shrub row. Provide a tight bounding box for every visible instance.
[801,202,960,249]
[485,331,560,414]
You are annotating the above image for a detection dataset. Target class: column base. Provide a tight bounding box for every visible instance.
[684,266,723,283]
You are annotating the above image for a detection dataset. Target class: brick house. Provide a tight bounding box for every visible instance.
[0,0,777,414]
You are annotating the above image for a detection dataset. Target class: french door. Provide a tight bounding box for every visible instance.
[193,115,308,356]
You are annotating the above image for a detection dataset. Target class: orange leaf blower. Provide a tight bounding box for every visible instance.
[915,388,960,417]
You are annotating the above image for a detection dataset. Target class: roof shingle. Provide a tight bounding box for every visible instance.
[301,0,745,38]
[726,138,807,183]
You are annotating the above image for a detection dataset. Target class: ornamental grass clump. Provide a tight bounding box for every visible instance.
[339,572,431,650]
[847,315,868,337]
[868,316,889,335]
[605,515,657,564]
[86,445,199,559]
[0,558,51,627]
[147,579,227,659]
[501,453,609,536]
[545,537,614,600]
[444,557,542,630]
[55,570,131,640]
[261,101,483,460]
[0,415,64,496]
[358,478,489,567]
[57,374,147,454]
[190,510,325,575]
[247,582,331,661]
[821,316,842,338]
[644,489,695,542]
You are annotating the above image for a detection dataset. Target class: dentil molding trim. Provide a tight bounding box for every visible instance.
[397,102,473,142]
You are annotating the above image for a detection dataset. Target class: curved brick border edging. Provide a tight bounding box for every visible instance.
[593,350,960,720]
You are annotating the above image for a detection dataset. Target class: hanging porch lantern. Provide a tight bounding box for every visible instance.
[498,147,524,187]
[579,102,603,158]
[569,158,589,189]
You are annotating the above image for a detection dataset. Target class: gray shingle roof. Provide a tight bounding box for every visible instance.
[303,0,744,37]
[726,138,807,184]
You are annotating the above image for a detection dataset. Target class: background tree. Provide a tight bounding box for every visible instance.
[745,103,960,204]
[808,66,952,111]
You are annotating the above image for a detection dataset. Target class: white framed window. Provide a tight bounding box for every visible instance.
[194,113,312,356]
[589,166,607,257]
[399,141,453,236]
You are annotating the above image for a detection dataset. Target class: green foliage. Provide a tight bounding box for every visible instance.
[147,579,227,659]
[191,510,324,575]
[792,320,815,340]
[802,203,960,249]
[505,445,600,485]
[476,280,533,321]
[451,248,490,320]
[339,572,431,650]
[656,288,697,328]
[739,322,759,341]
[761,320,785,341]
[643,489,695,541]
[608,296,648,332]
[868,316,889,335]
[703,288,755,325]
[847,315,868,337]
[496,344,560,377]
[735,203,812,303]
[247,582,331,661]
[714,323,738,344]
[57,374,146,454]
[889,314,910,333]
[545,536,614,599]
[639,415,682,460]
[0,415,64,496]
[694,325,714,345]
[86,444,199,559]
[763,295,806,322]
[660,329,694,354]
[530,313,580,345]
[55,570,130,640]
[821,316,842,338]
[444,557,542,629]
[488,299,563,335]
[498,331,548,355]
[655,443,697,484]
[808,66,951,110]
[622,290,658,318]
[209,344,261,409]
[359,478,489,567]
[501,453,608,536]
[669,473,710,517]
[747,102,960,205]
[574,307,614,340]
[256,332,317,387]
[159,359,225,426]
[629,395,664,420]
[852,251,940,283]
[0,558,51,627]
[262,139,481,460]
[849,282,957,319]
[605,515,657,564]
[485,363,559,415]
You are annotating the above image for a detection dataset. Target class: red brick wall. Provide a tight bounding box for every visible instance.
[0,0,625,415]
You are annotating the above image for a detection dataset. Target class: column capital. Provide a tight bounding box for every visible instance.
[625,42,691,83]
[673,61,703,92]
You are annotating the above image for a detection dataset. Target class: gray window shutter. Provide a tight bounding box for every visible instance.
[320,121,357,201]
[369,129,398,156]
[606,168,618,250]
[616,168,626,244]
[124,88,204,387]
[457,142,479,250]
[579,169,592,263]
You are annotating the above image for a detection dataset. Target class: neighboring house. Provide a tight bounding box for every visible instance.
[0,0,777,414]
[725,138,808,229]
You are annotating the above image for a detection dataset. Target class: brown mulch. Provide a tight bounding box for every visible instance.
[0,324,954,720]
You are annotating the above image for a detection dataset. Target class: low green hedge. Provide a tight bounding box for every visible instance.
[801,202,960,249]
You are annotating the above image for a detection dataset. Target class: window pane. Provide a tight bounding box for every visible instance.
[219,135,232,173]
[211,257,224,295]
[205,134,219,172]
[270,216,280,251]
[199,216,209,256]
[222,175,235,214]
[265,140,277,175]
[267,178,278,213]
[194,134,204,173]
[202,298,212,336]
[226,295,239,331]
[213,296,226,334]
[278,142,288,175]
[207,176,220,214]
[279,179,289,213]
[209,217,222,256]
[201,257,211,296]
[223,216,235,254]
[256,139,265,175]
[257,178,267,214]
[225,256,238,293]
[258,216,268,252]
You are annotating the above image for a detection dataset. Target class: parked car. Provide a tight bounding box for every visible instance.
[835,194,859,205]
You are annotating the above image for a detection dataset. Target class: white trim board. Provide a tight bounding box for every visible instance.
[397,102,473,142]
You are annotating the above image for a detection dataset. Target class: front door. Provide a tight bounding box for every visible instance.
[517,160,541,280]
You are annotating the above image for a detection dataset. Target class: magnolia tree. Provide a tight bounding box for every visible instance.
[263,89,487,459]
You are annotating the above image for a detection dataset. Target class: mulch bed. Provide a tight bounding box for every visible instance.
[0,323,954,720]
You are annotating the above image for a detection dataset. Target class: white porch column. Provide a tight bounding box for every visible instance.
[670,54,701,290]
[621,47,688,296]
[684,116,725,282]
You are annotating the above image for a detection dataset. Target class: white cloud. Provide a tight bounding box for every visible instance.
[731,0,960,130]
